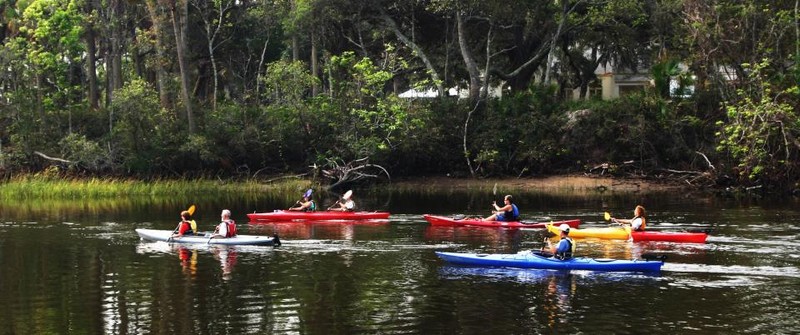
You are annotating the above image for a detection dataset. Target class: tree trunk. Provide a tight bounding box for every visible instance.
[170,0,195,133]
[311,27,319,96]
[110,0,124,92]
[193,0,234,112]
[84,14,99,110]
[544,0,571,85]
[456,11,481,102]
[145,0,171,109]
[381,12,444,97]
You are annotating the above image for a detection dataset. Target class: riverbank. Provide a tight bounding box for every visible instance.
[389,175,685,193]
[0,173,685,199]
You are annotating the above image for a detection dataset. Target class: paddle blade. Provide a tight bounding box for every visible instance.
[604,212,611,221]
[303,189,313,198]
[492,183,497,195]
[188,205,196,215]
[343,190,353,200]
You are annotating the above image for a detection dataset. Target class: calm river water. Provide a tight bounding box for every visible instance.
[1,187,799,334]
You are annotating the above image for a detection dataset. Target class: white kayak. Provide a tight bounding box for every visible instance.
[136,229,280,246]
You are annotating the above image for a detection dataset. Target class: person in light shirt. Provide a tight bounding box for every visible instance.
[612,205,647,231]
[329,190,355,212]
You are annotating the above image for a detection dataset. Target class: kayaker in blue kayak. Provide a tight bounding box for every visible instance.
[209,209,237,239]
[612,205,647,231]
[329,190,355,212]
[546,224,575,260]
[289,189,316,211]
[483,195,519,221]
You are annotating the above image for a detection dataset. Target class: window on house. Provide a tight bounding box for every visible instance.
[618,84,646,97]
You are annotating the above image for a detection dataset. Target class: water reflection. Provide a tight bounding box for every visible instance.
[425,225,526,251]
[212,247,238,281]
[247,220,390,240]
[2,187,800,334]
[135,241,240,280]
[440,265,578,328]
[178,246,199,278]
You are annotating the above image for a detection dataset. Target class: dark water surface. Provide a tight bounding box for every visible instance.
[1,188,799,334]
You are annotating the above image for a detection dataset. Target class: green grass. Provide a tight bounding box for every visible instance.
[0,175,313,200]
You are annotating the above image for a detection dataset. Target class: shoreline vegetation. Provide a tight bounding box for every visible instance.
[1,2,797,195]
[0,174,682,200]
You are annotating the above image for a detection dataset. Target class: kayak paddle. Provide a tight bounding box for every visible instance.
[604,211,632,240]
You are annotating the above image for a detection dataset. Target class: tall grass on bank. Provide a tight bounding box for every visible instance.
[0,175,312,199]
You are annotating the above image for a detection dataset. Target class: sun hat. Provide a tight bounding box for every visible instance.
[558,224,570,233]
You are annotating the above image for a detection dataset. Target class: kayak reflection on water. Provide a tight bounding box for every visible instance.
[178,246,198,278]
[213,246,238,281]
[543,273,575,329]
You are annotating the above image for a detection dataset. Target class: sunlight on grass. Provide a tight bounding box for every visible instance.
[0,175,312,200]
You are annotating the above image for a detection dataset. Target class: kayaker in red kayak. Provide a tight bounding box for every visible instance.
[210,209,237,239]
[172,210,198,238]
[482,194,519,221]
[612,205,647,231]
[545,224,576,260]
[289,189,316,211]
[329,190,355,212]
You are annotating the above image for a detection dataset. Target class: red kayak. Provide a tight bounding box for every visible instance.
[631,230,708,243]
[545,224,708,243]
[248,210,390,222]
[423,214,581,229]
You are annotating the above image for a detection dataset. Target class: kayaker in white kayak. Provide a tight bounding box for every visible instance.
[209,209,238,239]
[483,194,519,221]
[172,210,198,238]
[289,189,316,211]
[329,190,355,212]
[545,224,575,260]
[612,205,647,231]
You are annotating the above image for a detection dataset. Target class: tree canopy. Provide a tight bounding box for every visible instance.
[0,0,798,191]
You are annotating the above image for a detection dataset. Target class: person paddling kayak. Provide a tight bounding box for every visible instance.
[289,189,316,211]
[546,224,576,260]
[612,205,647,231]
[209,209,237,239]
[329,190,355,212]
[172,210,198,238]
[483,194,519,221]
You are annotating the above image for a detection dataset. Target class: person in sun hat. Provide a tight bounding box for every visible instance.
[329,190,355,212]
[546,223,575,260]
[289,189,316,211]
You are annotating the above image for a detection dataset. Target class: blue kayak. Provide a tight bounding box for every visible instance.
[435,251,663,272]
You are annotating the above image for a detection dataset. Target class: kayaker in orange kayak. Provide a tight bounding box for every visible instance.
[482,194,519,221]
[612,205,647,231]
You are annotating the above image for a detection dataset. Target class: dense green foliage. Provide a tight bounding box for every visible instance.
[0,0,797,191]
